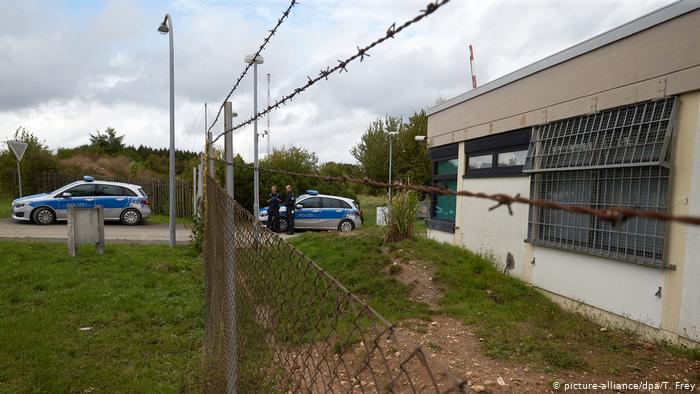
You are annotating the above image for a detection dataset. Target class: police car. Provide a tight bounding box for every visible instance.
[11,176,151,225]
[259,190,362,232]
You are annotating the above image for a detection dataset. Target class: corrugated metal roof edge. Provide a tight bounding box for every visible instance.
[426,0,700,117]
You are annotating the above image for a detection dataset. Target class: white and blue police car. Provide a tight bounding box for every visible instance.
[259,190,362,232]
[11,176,151,225]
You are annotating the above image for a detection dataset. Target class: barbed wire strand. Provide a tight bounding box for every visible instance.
[209,0,451,146]
[212,158,700,228]
[206,0,297,135]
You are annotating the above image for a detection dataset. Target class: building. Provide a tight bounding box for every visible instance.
[425,0,700,346]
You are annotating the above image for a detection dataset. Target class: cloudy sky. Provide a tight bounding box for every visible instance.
[0,0,670,163]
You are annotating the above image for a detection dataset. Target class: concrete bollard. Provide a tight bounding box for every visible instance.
[67,205,105,256]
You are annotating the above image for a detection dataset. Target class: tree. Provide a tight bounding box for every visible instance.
[319,161,367,196]
[89,127,125,154]
[351,117,392,183]
[259,146,319,206]
[394,110,430,187]
[351,113,430,193]
[0,127,57,196]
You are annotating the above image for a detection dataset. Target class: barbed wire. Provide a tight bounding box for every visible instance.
[212,158,700,227]
[208,0,451,146]
[206,0,297,136]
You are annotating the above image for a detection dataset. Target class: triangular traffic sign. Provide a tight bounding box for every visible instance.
[7,140,28,161]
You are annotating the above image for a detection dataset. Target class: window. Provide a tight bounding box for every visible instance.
[498,149,527,167]
[299,197,321,208]
[435,158,458,175]
[97,185,123,196]
[464,128,530,177]
[525,97,676,268]
[121,187,137,196]
[64,184,95,197]
[433,179,456,220]
[322,198,351,209]
[467,154,492,169]
[427,144,458,232]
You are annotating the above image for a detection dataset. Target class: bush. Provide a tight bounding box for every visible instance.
[384,189,419,243]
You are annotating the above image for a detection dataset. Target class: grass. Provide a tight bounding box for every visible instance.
[289,232,432,323]
[0,241,202,393]
[146,214,193,225]
[288,196,699,373]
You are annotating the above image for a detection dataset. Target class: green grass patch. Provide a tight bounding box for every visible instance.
[289,232,432,323]
[356,194,385,230]
[0,241,202,393]
[146,214,192,225]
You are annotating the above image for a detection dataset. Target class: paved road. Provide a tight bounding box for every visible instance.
[0,218,191,244]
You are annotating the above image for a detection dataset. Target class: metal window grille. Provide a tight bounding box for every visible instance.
[525,98,677,269]
[523,97,677,172]
[528,167,669,268]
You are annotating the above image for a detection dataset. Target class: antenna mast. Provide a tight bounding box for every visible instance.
[469,44,478,89]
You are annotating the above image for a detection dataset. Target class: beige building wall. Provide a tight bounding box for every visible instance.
[457,177,531,279]
[679,94,700,342]
[662,91,700,343]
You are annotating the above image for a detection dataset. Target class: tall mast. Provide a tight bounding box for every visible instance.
[266,73,271,155]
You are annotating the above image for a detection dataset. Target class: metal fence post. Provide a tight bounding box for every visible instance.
[224,191,237,394]
[193,167,198,216]
[224,102,234,198]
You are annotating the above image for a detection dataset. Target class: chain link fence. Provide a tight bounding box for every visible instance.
[203,176,468,393]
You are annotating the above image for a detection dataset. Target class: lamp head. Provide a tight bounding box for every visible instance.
[388,131,399,137]
[158,15,170,34]
[244,54,264,64]
[414,135,427,142]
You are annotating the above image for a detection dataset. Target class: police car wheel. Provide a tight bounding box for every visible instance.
[120,209,141,225]
[277,218,288,233]
[338,219,354,232]
[33,207,55,225]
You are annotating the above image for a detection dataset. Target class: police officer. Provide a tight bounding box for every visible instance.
[284,184,296,234]
[266,185,281,231]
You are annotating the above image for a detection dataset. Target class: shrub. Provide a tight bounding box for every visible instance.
[384,189,418,243]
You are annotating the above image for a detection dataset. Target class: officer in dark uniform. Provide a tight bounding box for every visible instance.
[266,185,281,231]
[284,184,296,234]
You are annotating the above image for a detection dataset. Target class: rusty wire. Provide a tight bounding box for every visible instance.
[215,158,700,227]
[203,176,468,393]
[206,0,297,135]
[208,0,451,146]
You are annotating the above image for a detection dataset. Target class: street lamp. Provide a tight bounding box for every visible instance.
[244,54,264,219]
[415,135,427,142]
[388,131,399,198]
[158,14,176,248]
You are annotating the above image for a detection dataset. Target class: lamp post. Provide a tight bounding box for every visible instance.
[388,131,399,198]
[244,54,264,219]
[158,14,176,248]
